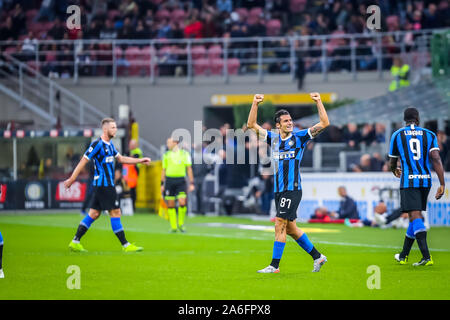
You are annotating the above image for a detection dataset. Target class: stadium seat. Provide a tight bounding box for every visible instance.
[247,7,263,25]
[155,9,170,22]
[25,9,38,22]
[45,51,57,62]
[4,46,17,55]
[207,44,222,60]
[125,46,142,76]
[266,19,282,36]
[290,0,307,13]
[234,8,249,21]
[249,7,263,18]
[227,58,240,75]
[191,45,206,60]
[210,58,224,75]
[113,46,127,76]
[193,58,209,75]
[28,22,46,34]
[171,9,186,23]
[108,10,121,21]
[386,15,400,31]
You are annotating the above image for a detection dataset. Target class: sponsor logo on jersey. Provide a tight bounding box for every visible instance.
[105,156,114,163]
[273,151,296,160]
[408,174,431,179]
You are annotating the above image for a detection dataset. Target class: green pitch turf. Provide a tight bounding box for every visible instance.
[0,213,449,300]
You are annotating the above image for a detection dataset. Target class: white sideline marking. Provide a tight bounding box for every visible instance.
[1,218,449,252]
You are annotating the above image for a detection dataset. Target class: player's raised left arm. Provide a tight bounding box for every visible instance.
[309,92,330,138]
[117,154,151,165]
[430,150,445,200]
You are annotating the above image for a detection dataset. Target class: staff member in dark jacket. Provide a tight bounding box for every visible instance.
[331,186,359,219]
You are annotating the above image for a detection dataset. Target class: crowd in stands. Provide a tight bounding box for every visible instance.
[0,1,449,77]
[1,0,449,42]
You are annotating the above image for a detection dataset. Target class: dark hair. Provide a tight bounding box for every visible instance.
[274,109,290,124]
[404,107,419,124]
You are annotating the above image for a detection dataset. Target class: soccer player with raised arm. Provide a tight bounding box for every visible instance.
[64,118,151,252]
[247,93,329,273]
[389,108,445,266]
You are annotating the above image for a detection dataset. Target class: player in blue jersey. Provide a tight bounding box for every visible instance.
[0,230,4,278]
[247,93,330,273]
[64,118,151,252]
[389,108,445,266]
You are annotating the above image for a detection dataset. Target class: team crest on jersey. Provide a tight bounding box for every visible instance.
[288,140,294,146]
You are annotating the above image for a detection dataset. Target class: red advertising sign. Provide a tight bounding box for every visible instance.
[55,181,86,202]
[0,184,6,203]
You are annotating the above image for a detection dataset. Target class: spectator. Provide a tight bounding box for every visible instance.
[351,153,373,172]
[350,201,409,229]
[216,0,232,14]
[0,16,18,41]
[99,19,118,40]
[119,17,134,39]
[120,0,138,18]
[248,15,267,37]
[374,123,386,143]
[360,123,376,146]
[47,17,65,40]
[330,186,359,220]
[184,13,204,39]
[133,19,151,39]
[36,0,55,21]
[20,32,38,61]
[343,123,361,149]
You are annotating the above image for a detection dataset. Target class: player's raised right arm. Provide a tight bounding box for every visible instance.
[309,92,330,137]
[247,94,267,140]
[64,156,89,189]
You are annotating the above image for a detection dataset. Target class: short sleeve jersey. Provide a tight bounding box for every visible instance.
[84,138,120,187]
[389,124,440,189]
[162,148,192,178]
[264,128,313,193]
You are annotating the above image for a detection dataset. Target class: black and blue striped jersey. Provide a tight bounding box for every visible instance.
[389,124,440,189]
[264,129,313,193]
[84,138,120,187]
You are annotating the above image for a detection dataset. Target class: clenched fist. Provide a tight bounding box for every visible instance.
[253,94,264,104]
[310,92,321,102]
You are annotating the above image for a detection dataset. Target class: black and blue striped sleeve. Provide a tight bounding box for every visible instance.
[84,140,102,161]
[389,132,400,158]
[295,129,313,147]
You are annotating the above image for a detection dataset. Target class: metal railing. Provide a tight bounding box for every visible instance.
[0,28,447,84]
[0,54,161,159]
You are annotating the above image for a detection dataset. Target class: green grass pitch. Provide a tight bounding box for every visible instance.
[0,213,449,300]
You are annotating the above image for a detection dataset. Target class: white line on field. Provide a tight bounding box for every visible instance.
[1,219,449,252]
